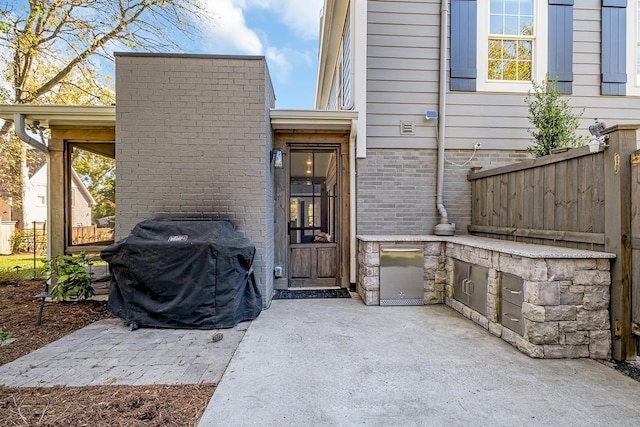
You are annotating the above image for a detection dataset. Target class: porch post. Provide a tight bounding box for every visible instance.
[47,132,65,259]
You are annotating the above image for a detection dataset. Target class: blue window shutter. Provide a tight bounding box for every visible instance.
[601,0,627,95]
[450,0,477,92]
[548,1,574,94]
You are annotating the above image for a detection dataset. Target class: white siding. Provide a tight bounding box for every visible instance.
[366,0,640,151]
[367,0,441,149]
[342,8,352,107]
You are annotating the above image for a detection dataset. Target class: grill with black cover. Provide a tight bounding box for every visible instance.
[101,219,262,329]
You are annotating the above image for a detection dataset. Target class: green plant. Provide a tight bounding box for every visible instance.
[10,229,47,255]
[0,327,11,345]
[525,77,586,157]
[44,253,94,301]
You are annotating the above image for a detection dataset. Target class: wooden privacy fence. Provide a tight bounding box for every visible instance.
[71,225,114,245]
[469,145,606,250]
[468,125,638,361]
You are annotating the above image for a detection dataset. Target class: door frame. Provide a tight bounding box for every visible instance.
[272,133,350,289]
[287,146,341,287]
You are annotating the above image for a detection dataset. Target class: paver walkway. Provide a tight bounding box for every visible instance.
[0,318,246,387]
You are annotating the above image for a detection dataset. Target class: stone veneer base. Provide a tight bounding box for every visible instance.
[357,235,614,360]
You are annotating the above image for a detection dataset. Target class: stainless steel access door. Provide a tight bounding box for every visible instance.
[379,245,424,306]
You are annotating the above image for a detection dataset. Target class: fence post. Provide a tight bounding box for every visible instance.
[602,125,638,361]
[631,150,640,345]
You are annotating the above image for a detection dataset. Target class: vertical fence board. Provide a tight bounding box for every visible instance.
[531,166,544,233]
[554,161,568,231]
[593,153,606,234]
[523,168,533,229]
[485,176,494,226]
[543,163,556,230]
[577,155,593,233]
[479,178,487,225]
[500,174,509,227]
[492,176,501,226]
[566,157,579,232]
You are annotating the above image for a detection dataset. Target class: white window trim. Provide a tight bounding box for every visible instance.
[476,0,548,92]
[627,0,640,95]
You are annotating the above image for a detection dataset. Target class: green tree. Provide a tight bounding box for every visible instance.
[525,77,585,157]
[71,148,115,224]
[0,0,212,225]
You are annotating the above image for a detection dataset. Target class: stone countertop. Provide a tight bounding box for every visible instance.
[356,234,615,259]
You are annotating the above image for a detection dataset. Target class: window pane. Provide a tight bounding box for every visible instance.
[520,0,533,16]
[490,0,503,14]
[505,16,519,35]
[70,146,115,245]
[489,0,534,36]
[490,15,504,34]
[487,39,532,81]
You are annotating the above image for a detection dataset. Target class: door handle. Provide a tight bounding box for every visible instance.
[381,248,422,253]
[505,288,522,295]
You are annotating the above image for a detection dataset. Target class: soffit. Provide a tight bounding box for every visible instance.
[270,109,357,132]
[0,104,116,127]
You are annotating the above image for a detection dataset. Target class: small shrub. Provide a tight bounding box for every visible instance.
[525,77,586,157]
[10,229,47,255]
[0,328,11,345]
[44,253,94,301]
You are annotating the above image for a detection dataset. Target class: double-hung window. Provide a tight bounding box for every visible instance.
[477,0,547,91]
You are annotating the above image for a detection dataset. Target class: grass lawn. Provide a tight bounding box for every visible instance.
[0,253,46,279]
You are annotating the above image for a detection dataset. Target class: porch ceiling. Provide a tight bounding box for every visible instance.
[270,109,357,133]
[0,104,115,127]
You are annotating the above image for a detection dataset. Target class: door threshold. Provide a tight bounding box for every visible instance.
[286,286,342,290]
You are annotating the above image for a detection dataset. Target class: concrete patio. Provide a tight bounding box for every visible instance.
[1,293,639,426]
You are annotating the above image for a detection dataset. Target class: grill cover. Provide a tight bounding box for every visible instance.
[101,219,262,329]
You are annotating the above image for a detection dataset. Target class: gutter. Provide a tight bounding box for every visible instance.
[434,0,455,236]
[13,113,49,153]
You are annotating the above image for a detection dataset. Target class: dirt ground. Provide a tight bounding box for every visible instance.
[0,279,214,426]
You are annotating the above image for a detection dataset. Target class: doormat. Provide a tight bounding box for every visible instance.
[273,288,351,300]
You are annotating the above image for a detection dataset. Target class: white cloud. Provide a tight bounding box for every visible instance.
[265,46,292,83]
[245,0,324,40]
[201,0,263,55]
[199,0,322,85]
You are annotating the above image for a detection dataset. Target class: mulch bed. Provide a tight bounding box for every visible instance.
[0,279,215,426]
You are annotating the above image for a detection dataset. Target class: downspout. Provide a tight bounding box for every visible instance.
[13,113,49,153]
[346,0,357,285]
[434,0,455,236]
[12,113,52,259]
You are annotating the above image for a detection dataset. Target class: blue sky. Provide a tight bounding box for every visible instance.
[192,0,325,109]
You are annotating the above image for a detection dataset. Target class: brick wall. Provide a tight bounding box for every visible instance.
[356,149,530,235]
[115,53,275,304]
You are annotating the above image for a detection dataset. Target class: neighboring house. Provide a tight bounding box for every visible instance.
[24,165,95,228]
[316,0,640,236]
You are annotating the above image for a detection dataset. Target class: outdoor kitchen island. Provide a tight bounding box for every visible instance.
[357,235,615,359]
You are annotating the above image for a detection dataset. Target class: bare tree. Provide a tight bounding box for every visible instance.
[0,0,212,226]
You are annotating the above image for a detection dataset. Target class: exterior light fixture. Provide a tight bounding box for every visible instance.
[272,148,284,169]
